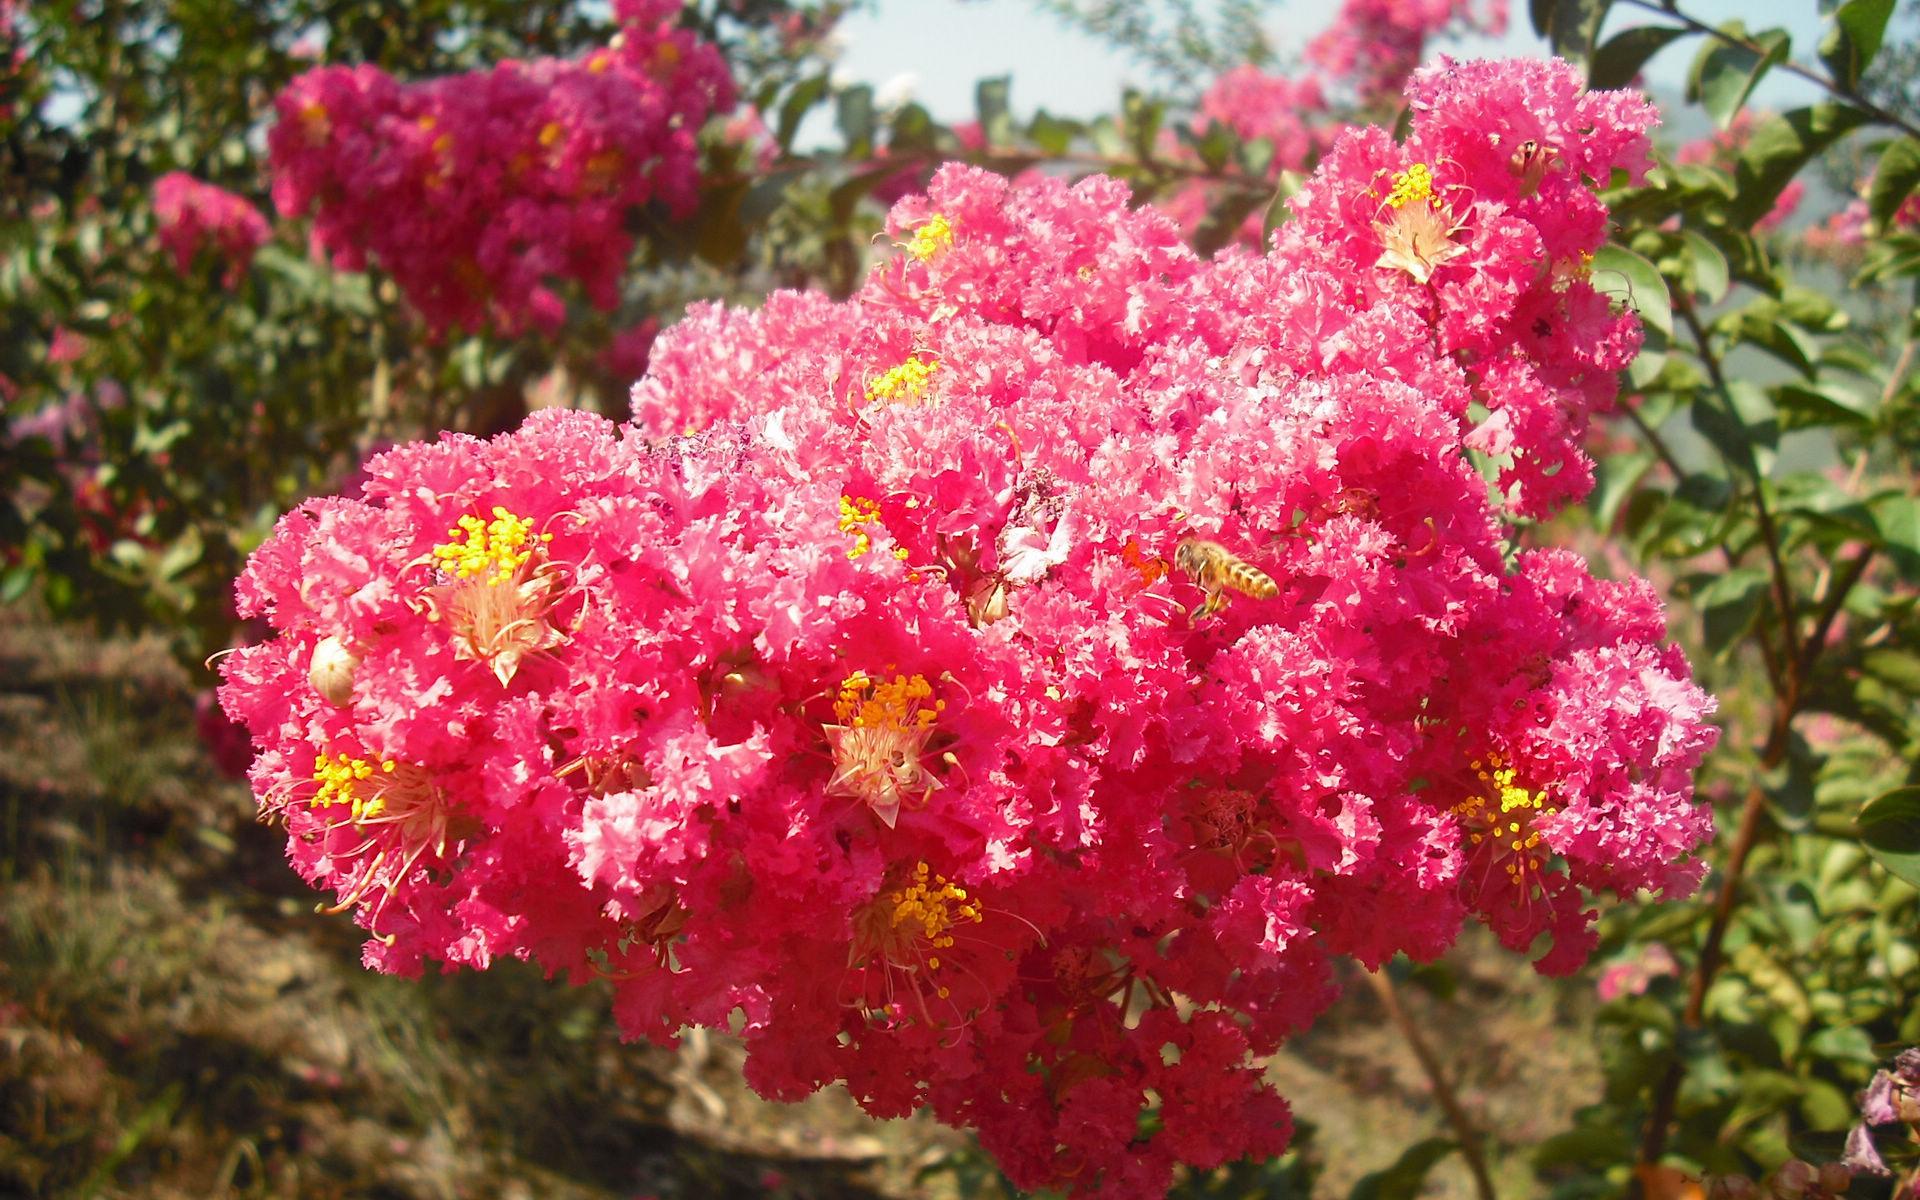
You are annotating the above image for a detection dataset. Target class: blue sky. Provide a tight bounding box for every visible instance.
[827,0,1837,123]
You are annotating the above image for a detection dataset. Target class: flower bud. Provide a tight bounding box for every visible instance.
[308,635,360,707]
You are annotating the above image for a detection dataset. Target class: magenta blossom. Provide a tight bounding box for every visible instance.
[223,57,1714,1198]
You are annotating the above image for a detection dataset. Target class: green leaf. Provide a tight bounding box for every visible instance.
[1859,786,1920,887]
[1590,244,1672,339]
[975,75,1013,149]
[1681,230,1730,304]
[1088,115,1126,159]
[1589,25,1690,90]
[1183,120,1237,173]
[1861,647,1920,695]
[1868,138,1920,229]
[836,84,874,157]
[1697,565,1769,655]
[888,102,936,154]
[1732,103,1874,227]
[1820,0,1896,90]
[1263,170,1305,238]
[1592,449,1655,531]
[1872,493,1920,577]
[1122,89,1166,161]
[1692,382,1772,474]
[1688,24,1790,130]
[1858,231,1920,284]
[1806,1025,1878,1068]
[1349,1138,1458,1200]
[1774,380,1876,431]
[1532,0,1613,60]
[775,74,828,152]
[154,526,204,582]
[1028,111,1081,157]
[0,564,33,604]
[825,165,900,225]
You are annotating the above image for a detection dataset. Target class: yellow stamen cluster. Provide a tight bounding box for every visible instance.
[432,506,550,585]
[865,357,938,405]
[1451,752,1554,887]
[905,214,954,262]
[838,495,885,559]
[870,862,983,994]
[583,149,626,193]
[312,751,398,823]
[825,671,946,828]
[835,671,944,730]
[1384,162,1436,209]
[299,101,332,145]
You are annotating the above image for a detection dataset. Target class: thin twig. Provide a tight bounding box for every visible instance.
[1634,705,1793,1178]
[1673,295,1804,672]
[1880,340,1917,411]
[1620,400,1685,481]
[1620,0,1920,143]
[1796,547,1874,685]
[1363,967,1499,1200]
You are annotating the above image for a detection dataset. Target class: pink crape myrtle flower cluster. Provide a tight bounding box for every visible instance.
[1845,1048,1920,1181]
[1310,0,1508,99]
[1164,0,1510,246]
[152,172,272,289]
[221,58,1716,1197]
[265,0,733,333]
[1198,66,1329,168]
[1807,172,1920,253]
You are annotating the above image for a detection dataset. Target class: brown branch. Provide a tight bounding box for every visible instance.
[1882,341,1917,410]
[1633,705,1793,1179]
[1363,967,1499,1200]
[1796,547,1873,686]
[1673,296,1804,674]
[1620,400,1686,482]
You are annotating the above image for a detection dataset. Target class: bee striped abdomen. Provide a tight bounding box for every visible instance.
[1222,559,1278,599]
[1173,537,1278,619]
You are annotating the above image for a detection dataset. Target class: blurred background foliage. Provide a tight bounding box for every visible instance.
[2,0,1919,1197]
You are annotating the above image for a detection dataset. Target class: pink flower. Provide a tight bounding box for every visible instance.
[224,58,1713,1197]
[1309,0,1508,100]
[266,0,734,333]
[153,172,272,288]
[1595,941,1679,1001]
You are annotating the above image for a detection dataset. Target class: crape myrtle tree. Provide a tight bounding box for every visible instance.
[4,0,1920,1196]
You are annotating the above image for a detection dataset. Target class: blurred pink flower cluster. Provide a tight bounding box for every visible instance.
[1674,111,1805,233]
[1310,0,1508,99]
[1845,1048,1920,1180]
[221,58,1715,1197]
[265,0,733,333]
[1807,183,1920,252]
[152,172,272,289]
[0,0,26,125]
[1164,0,1511,245]
[1161,67,1332,244]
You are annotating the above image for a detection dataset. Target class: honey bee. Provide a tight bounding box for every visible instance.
[1173,537,1278,620]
